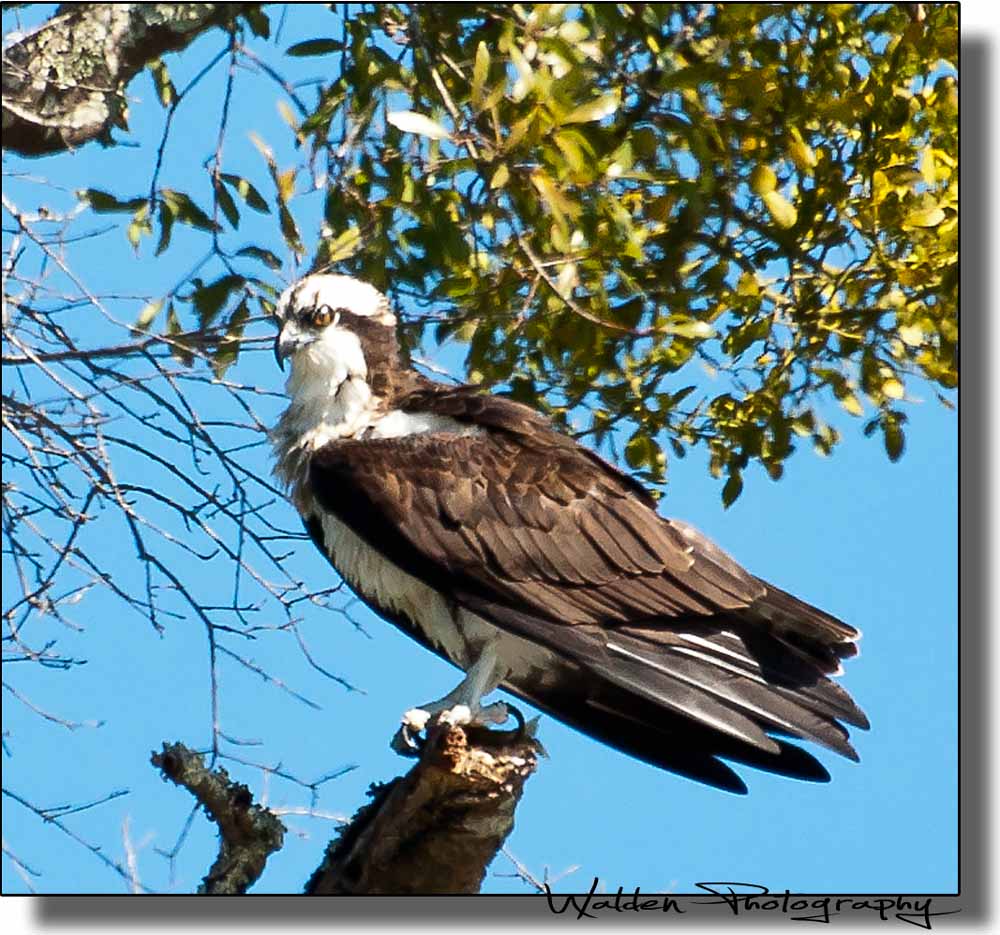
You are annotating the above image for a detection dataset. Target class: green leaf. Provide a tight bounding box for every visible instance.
[161,190,219,232]
[558,19,589,42]
[562,92,620,125]
[553,131,590,176]
[624,432,655,470]
[191,275,245,331]
[155,201,175,256]
[904,205,945,228]
[213,298,250,379]
[735,271,760,297]
[78,189,146,213]
[286,38,344,57]
[762,189,798,228]
[242,7,270,38]
[220,173,270,213]
[321,225,362,264]
[471,41,490,108]
[275,167,297,204]
[882,377,904,400]
[135,298,164,330]
[508,44,534,100]
[668,385,697,407]
[920,146,937,186]
[661,319,715,339]
[723,317,769,357]
[165,302,194,367]
[213,178,240,229]
[148,59,176,108]
[883,417,905,462]
[788,127,816,173]
[840,392,864,416]
[127,219,142,251]
[722,470,744,508]
[490,163,510,190]
[764,461,784,481]
[126,203,151,252]
[279,205,303,254]
[235,245,282,270]
[386,110,452,140]
[750,164,777,195]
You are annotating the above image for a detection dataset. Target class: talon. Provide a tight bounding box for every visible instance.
[506,702,526,737]
[481,700,526,733]
[505,707,547,755]
[401,722,424,752]
[402,707,431,732]
[391,707,433,756]
[391,722,425,757]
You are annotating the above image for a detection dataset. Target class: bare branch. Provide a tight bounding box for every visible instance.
[2,836,42,892]
[151,741,285,894]
[2,786,143,889]
[2,3,254,156]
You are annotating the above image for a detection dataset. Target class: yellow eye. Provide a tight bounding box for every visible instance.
[311,305,336,328]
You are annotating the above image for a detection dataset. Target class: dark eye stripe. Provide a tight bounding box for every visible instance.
[301,305,380,330]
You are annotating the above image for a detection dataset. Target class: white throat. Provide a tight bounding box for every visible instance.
[270,321,481,512]
[286,328,379,436]
[271,327,381,505]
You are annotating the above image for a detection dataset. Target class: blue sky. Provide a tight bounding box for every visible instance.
[1,3,960,901]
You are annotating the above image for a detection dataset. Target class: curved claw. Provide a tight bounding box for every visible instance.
[391,722,425,757]
[505,702,526,738]
[391,700,534,757]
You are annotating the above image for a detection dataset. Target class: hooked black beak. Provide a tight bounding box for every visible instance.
[274,326,313,370]
[274,328,288,370]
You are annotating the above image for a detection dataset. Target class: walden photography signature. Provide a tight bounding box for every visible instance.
[544,879,960,928]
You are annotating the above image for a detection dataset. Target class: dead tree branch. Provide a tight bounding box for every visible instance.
[151,741,285,894]
[306,722,541,895]
[2,3,253,156]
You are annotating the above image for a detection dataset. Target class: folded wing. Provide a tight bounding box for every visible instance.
[309,390,867,790]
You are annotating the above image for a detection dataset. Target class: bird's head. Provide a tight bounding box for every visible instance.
[273,274,400,396]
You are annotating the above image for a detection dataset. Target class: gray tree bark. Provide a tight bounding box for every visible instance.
[153,723,540,894]
[306,722,541,894]
[2,3,252,156]
[152,742,286,895]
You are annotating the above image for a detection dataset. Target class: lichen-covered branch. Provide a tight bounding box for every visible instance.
[306,722,541,894]
[151,741,284,894]
[2,3,252,156]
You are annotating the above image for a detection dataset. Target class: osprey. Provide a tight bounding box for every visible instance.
[271,274,868,793]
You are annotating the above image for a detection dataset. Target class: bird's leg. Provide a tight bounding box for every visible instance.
[391,642,515,755]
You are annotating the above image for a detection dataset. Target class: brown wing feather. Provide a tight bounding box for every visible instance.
[308,388,866,768]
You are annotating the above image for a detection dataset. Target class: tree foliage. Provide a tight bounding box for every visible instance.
[102,2,956,496]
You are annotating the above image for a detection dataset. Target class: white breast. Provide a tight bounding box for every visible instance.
[315,510,559,685]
